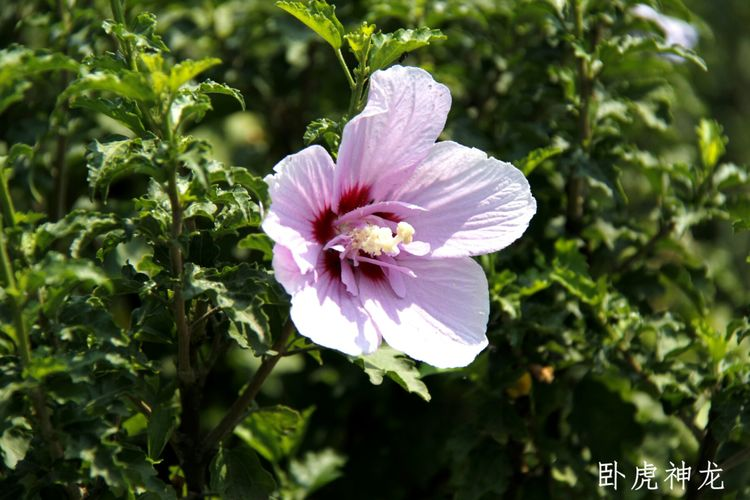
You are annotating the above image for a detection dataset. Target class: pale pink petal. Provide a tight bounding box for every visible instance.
[334,200,426,225]
[359,256,489,368]
[262,145,335,273]
[271,244,309,295]
[340,259,358,296]
[291,270,381,356]
[334,66,451,210]
[392,141,536,258]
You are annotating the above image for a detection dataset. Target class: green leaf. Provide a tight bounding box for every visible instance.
[170,81,244,129]
[0,80,30,115]
[147,406,178,460]
[18,254,114,318]
[235,405,314,463]
[195,80,245,110]
[87,138,164,201]
[238,233,274,261]
[726,317,750,344]
[183,263,281,352]
[209,445,276,500]
[0,417,31,469]
[368,28,446,71]
[598,35,706,71]
[103,12,168,53]
[345,22,376,65]
[286,449,346,498]
[713,162,748,190]
[696,119,727,169]
[352,345,431,401]
[276,0,345,50]
[206,163,269,206]
[0,46,78,114]
[304,118,341,152]
[60,70,156,105]
[517,142,566,176]
[0,46,78,87]
[170,89,212,129]
[31,209,122,258]
[71,96,146,135]
[549,239,601,305]
[168,58,221,92]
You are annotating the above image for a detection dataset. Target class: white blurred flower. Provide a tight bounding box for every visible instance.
[632,4,698,51]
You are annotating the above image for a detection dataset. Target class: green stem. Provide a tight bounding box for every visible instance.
[0,166,16,227]
[200,321,295,454]
[335,49,356,89]
[347,69,367,118]
[109,0,138,71]
[0,201,67,477]
[109,0,126,25]
[566,0,591,235]
[0,216,29,365]
[166,170,193,385]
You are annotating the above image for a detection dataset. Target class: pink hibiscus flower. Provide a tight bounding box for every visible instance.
[262,65,536,368]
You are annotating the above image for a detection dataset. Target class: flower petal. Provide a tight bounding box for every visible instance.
[290,270,381,356]
[393,141,536,257]
[263,145,336,273]
[334,65,451,209]
[271,244,309,295]
[359,256,489,368]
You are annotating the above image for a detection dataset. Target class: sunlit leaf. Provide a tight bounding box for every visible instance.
[276,0,345,49]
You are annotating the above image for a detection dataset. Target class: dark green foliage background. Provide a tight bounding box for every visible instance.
[1,0,749,499]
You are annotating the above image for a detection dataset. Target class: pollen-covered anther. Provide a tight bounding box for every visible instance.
[350,222,416,256]
[396,221,415,244]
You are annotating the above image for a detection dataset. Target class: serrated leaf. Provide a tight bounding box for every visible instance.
[0,46,78,113]
[345,22,376,65]
[276,0,344,49]
[549,239,601,305]
[60,70,156,105]
[369,28,446,71]
[304,118,341,152]
[206,163,269,206]
[71,96,146,135]
[87,138,164,200]
[209,445,276,500]
[18,255,114,317]
[598,34,706,71]
[517,142,566,175]
[32,209,122,258]
[170,81,244,129]
[0,46,78,86]
[183,263,280,352]
[170,89,212,128]
[286,449,346,498]
[169,58,221,92]
[195,79,245,109]
[235,405,314,463]
[210,185,262,234]
[352,345,431,401]
[103,12,168,53]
